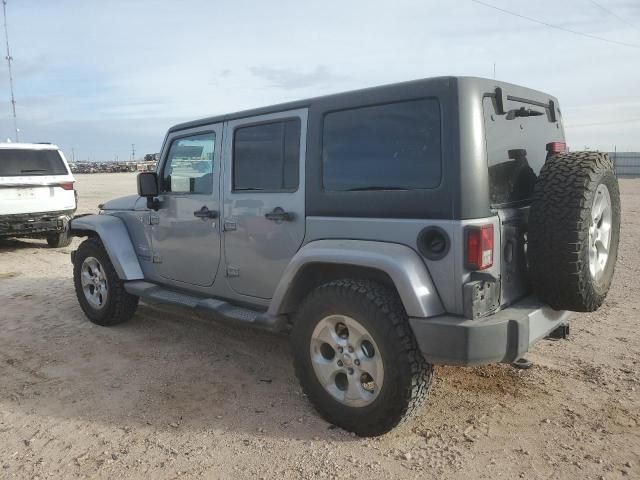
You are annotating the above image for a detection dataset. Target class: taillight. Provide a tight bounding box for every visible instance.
[546,142,566,154]
[58,182,75,190]
[466,224,494,270]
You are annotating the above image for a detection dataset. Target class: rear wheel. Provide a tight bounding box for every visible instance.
[291,279,432,436]
[528,151,620,311]
[46,229,72,248]
[73,237,138,325]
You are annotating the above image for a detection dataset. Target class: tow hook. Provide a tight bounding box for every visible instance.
[547,323,570,340]
[511,358,533,370]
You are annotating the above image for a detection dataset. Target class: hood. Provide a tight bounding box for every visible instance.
[100,194,146,211]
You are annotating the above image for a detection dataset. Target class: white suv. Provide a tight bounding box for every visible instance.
[0,143,76,247]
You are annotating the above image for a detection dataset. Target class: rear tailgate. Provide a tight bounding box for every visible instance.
[0,148,76,215]
[0,175,76,215]
[482,88,565,307]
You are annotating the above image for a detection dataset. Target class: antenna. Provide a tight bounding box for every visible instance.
[2,0,18,142]
[493,62,496,79]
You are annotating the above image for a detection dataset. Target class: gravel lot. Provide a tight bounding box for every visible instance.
[0,173,638,479]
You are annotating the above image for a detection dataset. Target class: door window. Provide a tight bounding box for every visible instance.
[233,119,301,192]
[161,132,215,194]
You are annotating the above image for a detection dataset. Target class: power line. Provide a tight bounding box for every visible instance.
[2,0,18,141]
[588,0,640,33]
[471,0,640,49]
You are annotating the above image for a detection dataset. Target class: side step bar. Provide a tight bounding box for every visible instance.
[124,281,287,332]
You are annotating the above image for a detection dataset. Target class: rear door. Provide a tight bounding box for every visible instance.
[0,148,75,215]
[151,126,223,287]
[222,109,307,299]
[483,94,565,307]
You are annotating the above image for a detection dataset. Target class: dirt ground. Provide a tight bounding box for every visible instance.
[0,173,638,479]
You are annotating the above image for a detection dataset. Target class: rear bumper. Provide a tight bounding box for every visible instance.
[409,295,571,366]
[0,210,74,237]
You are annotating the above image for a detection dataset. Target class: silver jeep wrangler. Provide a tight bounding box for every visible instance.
[70,77,620,436]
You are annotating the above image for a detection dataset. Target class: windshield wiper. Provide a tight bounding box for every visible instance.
[20,168,48,173]
[235,187,264,191]
[506,107,544,120]
[344,186,408,191]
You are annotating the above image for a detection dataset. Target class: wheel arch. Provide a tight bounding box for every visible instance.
[268,240,445,319]
[70,214,144,280]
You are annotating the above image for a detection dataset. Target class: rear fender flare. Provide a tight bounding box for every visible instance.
[268,239,444,318]
[70,214,143,280]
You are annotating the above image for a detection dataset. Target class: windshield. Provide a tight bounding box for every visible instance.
[0,149,68,176]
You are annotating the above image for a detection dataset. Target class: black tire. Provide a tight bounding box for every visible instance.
[73,237,139,325]
[528,151,620,312]
[46,229,72,248]
[291,279,433,436]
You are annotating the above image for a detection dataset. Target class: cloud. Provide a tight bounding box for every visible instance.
[1,0,639,158]
[249,65,346,89]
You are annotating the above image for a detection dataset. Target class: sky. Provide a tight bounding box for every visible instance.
[0,0,638,161]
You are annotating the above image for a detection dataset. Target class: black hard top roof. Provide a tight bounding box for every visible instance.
[168,76,458,133]
[168,76,555,133]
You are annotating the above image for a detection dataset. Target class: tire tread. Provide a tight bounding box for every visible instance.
[528,151,620,311]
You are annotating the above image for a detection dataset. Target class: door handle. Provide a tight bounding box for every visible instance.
[265,207,295,222]
[194,206,218,219]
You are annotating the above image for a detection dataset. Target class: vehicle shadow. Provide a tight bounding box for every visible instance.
[0,237,50,252]
[0,274,536,443]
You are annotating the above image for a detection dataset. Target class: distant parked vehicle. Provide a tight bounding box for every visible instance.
[0,143,76,247]
[136,161,157,172]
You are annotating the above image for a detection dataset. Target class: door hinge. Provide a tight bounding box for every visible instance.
[223,220,237,231]
[226,266,240,277]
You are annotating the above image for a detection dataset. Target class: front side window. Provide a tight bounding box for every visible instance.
[233,119,301,191]
[161,133,215,194]
[322,99,441,191]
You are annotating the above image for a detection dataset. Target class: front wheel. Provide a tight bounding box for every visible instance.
[291,279,432,436]
[73,237,139,326]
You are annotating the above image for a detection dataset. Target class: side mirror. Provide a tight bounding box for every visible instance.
[137,172,160,210]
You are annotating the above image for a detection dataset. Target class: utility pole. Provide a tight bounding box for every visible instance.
[493,62,496,79]
[2,0,18,142]
[71,147,75,162]
[131,144,135,161]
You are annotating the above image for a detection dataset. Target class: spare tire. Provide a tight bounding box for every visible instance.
[528,151,620,312]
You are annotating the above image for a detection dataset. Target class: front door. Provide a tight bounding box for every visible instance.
[222,109,307,299]
[151,125,222,287]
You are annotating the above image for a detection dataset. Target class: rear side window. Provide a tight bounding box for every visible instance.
[322,99,441,191]
[0,149,67,176]
[233,119,301,191]
[483,96,562,206]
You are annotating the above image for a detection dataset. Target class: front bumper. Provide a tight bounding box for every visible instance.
[0,210,74,237]
[409,295,571,366]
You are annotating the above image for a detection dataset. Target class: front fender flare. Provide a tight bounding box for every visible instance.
[70,214,144,280]
[268,240,444,318]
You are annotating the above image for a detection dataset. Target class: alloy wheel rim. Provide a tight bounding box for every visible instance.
[588,183,612,282]
[80,256,108,309]
[309,314,384,407]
